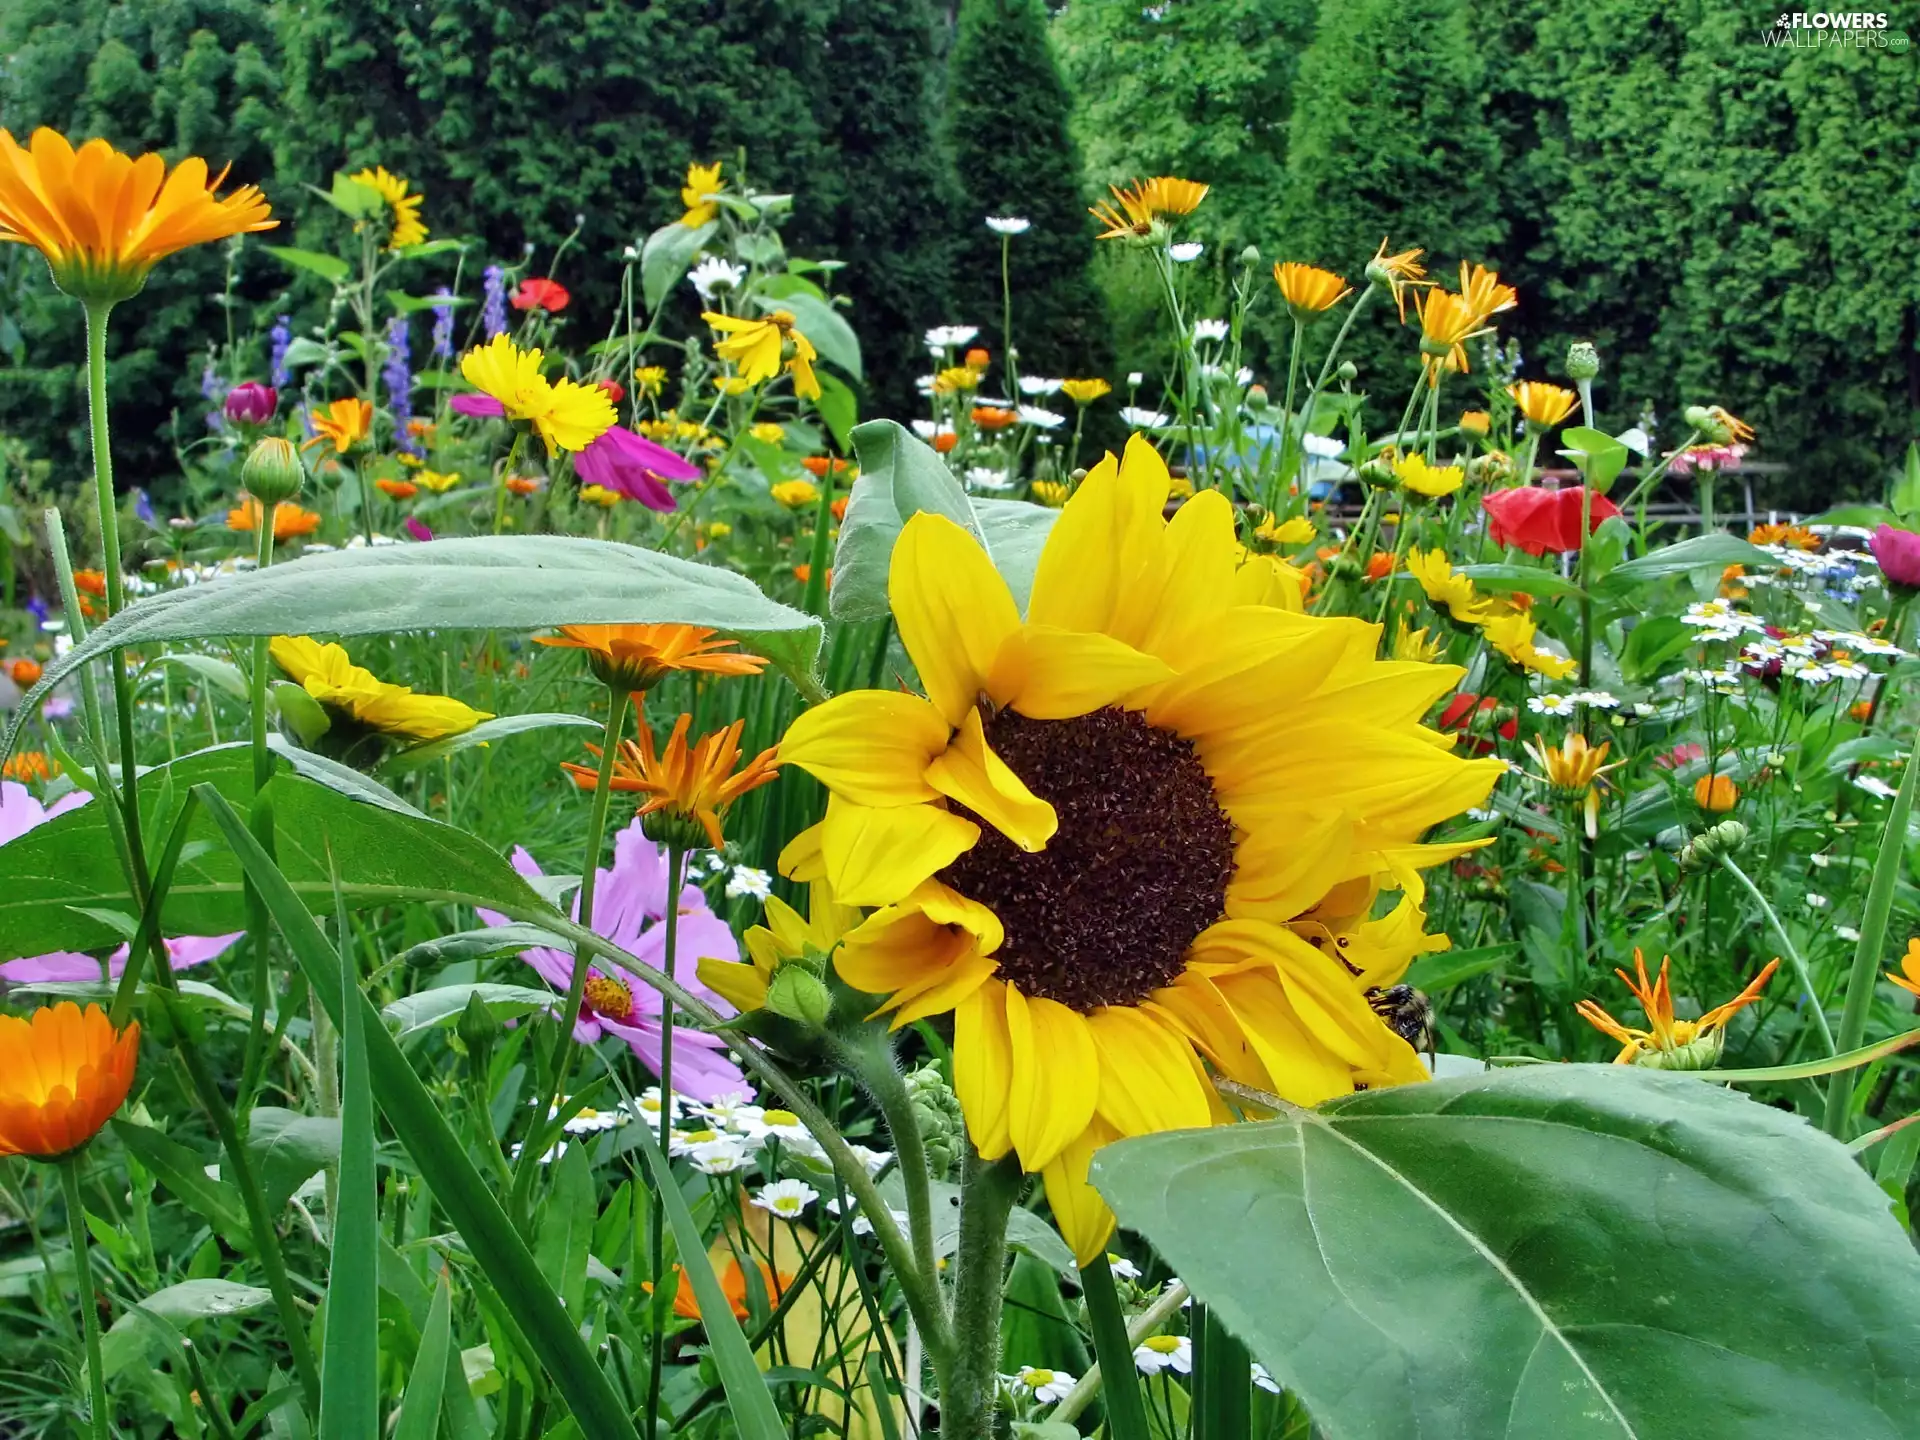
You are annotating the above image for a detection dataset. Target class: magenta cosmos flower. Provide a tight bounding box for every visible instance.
[574,425,701,511]
[0,782,242,982]
[476,819,746,1100]
[1870,525,1920,592]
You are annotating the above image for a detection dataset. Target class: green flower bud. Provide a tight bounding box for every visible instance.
[1336,361,1359,383]
[456,991,498,1063]
[241,436,306,506]
[1565,342,1600,382]
[903,1062,964,1182]
[1238,243,1262,267]
[1678,819,1749,871]
[1633,1029,1725,1071]
[1468,450,1515,486]
[765,965,833,1027]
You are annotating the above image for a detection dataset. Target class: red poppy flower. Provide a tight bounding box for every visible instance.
[512,277,571,312]
[1437,693,1515,756]
[1480,486,1620,556]
[598,379,626,405]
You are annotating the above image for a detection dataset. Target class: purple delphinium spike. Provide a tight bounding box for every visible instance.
[201,358,226,431]
[482,265,508,338]
[269,314,293,389]
[384,315,418,456]
[430,289,456,362]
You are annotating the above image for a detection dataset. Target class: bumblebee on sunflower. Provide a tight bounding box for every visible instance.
[776,437,1500,1261]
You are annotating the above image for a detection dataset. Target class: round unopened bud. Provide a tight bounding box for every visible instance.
[456,991,498,1060]
[1238,244,1262,267]
[1359,454,1398,489]
[765,965,832,1027]
[1678,819,1750,871]
[1633,1029,1726,1071]
[241,436,305,505]
[1682,404,1737,445]
[224,381,278,427]
[1246,384,1270,408]
[1565,342,1600,382]
[1336,361,1359,383]
[1469,450,1515,486]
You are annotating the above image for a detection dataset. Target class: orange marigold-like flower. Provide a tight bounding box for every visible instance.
[1458,262,1518,327]
[227,498,321,541]
[535,623,768,694]
[971,405,1017,431]
[376,478,418,500]
[1089,176,1209,240]
[0,1003,141,1158]
[1576,951,1778,1069]
[562,714,780,849]
[303,398,374,455]
[1749,522,1820,551]
[1273,262,1352,319]
[1365,236,1431,322]
[1508,381,1578,429]
[2,750,56,782]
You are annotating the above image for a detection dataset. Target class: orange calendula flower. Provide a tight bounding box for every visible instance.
[535,623,768,694]
[3,750,56,782]
[1413,289,1490,385]
[1749,521,1819,551]
[72,569,108,598]
[1365,550,1399,581]
[0,128,274,304]
[971,405,1017,431]
[304,398,374,455]
[645,1257,790,1323]
[1089,176,1209,240]
[8,658,41,688]
[1273,262,1352,320]
[1508,380,1578,430]
[375,478,418,500]
[1522,732,1625,838]
[1576,950,1778,1069]
[1693,773,1740,811]
[1364,237,1431,322]
[1459,410,1490,437]
[1458,262,1518,327]
[1885,939,1920,998]
[505,476,541,496]
[0,1003,141,1158]
[562,714,780,850]
[227,498,321,541]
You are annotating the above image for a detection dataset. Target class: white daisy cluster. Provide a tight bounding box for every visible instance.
[1526,690,1621,716]
[1681,600,1767,643]
[925,324,979,353]
[693,851,773,901]
[666,1091,896,1178]
[1814,627,1905,658]
[1668,664,1745,695]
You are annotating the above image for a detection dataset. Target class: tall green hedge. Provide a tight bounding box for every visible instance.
[946,0,1112,383]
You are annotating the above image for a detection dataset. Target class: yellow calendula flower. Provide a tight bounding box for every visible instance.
[579,484,621,507]
[771,479,820,509]
[1578,951,1778,1069]
[1089,176,1209,241]
[270,635,491,742]
[704,310,821,401]
[681,162,724,227]
[0,128,274,304]
[633,364,669,396]
[774,436,1500,1262]
[303,398,373,456]
[1394,620,1445,663]
[1458,262,1518,327]
[749,422,787,445]
[1364,237,1431,322]
[1523,732,1623,838]
[1482,608,1577,681]
[1413,288,1489,384]
[459,334,616,456]
[349,165,427,249]
[1508,380,1578,430]
[699,879,864,1014]
[1061,378,1111,405]
[1273,263,1352,321]
[1407,548,1497,623]
[1031,479,1071,508]
[933,366,983,396]
[1393,453,1464,499]
[414,469,462,492]
[1254,514,1317,547]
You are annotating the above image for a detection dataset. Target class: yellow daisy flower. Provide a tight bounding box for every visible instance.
[1393,620,1445,664]
[414,469,463,492]
[459,334,615,456]
[774,437,1501,1261]
[1482,608,1578,680]
[1254,514,1317,547]
[703,310,821,400]
[1407,547,1497,623]
[1061,378,1111,405]
[1508,380,1578,430]
[270,635,491,742]
[681,162,723,227]
[349,165,427,249]
[771,479,820,509]
[1393,453,1464,499]
[1273,263,1352,321]
[1089,176,1209,241]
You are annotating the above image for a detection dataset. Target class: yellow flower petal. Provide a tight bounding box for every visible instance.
[1041,1116,1121,1266]
[987,625,1175,721]
[1087,1006,1212,1137]
[954,979,1015,1160]
[697,957,770,1013]
[819,796,979,908]
[1004,986,1099,1172]
[1026,435,1172,635]
[780,690,949,806]
[924,708,1058,852]
[777,822,827,882]
[890,513,1022,726]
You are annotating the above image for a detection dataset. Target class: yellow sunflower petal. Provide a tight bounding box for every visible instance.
[1210,965,1371,1107]
[1004,986,1100,1172]
[988,625,1175,721]
[1221,814,1355,925]
[777,822,827,882]
[886,951,1001,1027]
[697,957,770,1013]
[836,882,1002,997]
[780,690,949,806]
[924,708,1058,852]
[954,979,1015,1160]
[890,513,1022,726]
[1041,1116,1121,1267]
[1027,435,1172,635]
[1107,488,1241,657]
[819,797,980,908]
[1087,1006,1212,1137]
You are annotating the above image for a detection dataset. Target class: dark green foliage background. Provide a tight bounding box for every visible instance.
[2,0,1917,506]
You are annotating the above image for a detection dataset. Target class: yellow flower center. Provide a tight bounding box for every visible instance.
[939,707,1231,1013]
[583,974,635,1022]
[1144,1336,1182,1355]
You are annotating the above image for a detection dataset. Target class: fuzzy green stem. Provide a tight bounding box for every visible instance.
[81,302,124,617]
[838,1035,942,1315]
[942,1151,1022,1440]
[61,1157,110,1440]
[1718,856,1836,1054]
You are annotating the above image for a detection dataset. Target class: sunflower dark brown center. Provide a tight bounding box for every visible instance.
[937,706,1234,1013]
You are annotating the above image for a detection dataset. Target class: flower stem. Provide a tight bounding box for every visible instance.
[61,1156,110,1440]
[837,1034,942,1316]
[1082,1251,1151,1440]
[646,840,687,1435]
[1718,855,1836,1054]
[81,302,124,618]
[240,507,278,1110]
[941,1151,1022,1440]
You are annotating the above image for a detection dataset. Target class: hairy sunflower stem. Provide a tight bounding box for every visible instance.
[942,1150,1022,1440]
[836,1032,943,1318]
[61,1156,111,1440]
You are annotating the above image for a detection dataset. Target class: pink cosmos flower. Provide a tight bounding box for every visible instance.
[450,393,506,419]
[476,819,746,1100]
[404,515,434,542]
[0,781,241,983]
[574,426,701,512]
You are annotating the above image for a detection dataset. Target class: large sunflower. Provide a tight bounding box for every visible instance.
[777,438,1500,1260]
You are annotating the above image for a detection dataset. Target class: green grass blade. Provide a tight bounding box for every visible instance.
[1080,1252,1150,1440]
[629,1120,787,1440]
[317,857,379,1438]
[393,1269,452,1440]
[1192,1302,1251,1440]
[194,784,640,1440]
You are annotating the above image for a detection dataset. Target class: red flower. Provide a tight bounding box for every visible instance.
[598,379,626,405]
[1481,486,1619,556]
[1437,693,1514,756]
[512,277,571,313]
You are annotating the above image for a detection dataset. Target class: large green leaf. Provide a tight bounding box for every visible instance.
[641,220,716,312]
[832,420,1057,622]
[1603,534,1773,586]
[248,1107,343,1213]
[1094,1065,1920,1439]
[5,535,822,754]
[100,1279,274,1380]
[0,745,546,961]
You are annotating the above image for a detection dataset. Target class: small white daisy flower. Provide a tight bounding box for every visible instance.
[985,216,1031,235]
[725,866,773,900]
[687,257,746,301]
[1127,371,1145,385]
[846,1144,893,1176]
[966,467,1016,492]
[1192,319,1230,343]
[1252,1362,1281,1394]
[1838,925,1863,942]
[1168,242,1205,263]
[557,1105,625,1135]
[689,1142,756,1176]
[1527,694,1578,716]
[1133,1334,1193,1375]
[509,1139,567,1165]
[925,325,980,350]
[1119,407,1170,429]
[1019,376,1063,396]
[746,1107,811,1145]
[1106,1254,1142,1280]
[751,1178,819,1220]
[1017,405,1065,430]
[1576,690,1621,709]
[1011,1367,1076,1403]
[1806,893,1830,909]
